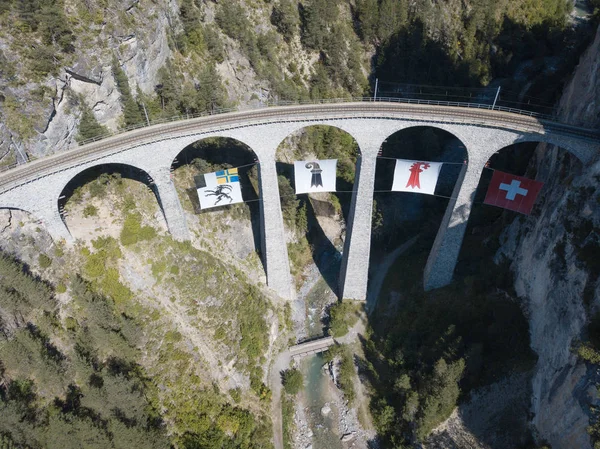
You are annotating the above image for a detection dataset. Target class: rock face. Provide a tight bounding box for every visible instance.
[496,25,600,449]
[0,0,178,160]
[427,373,533,449]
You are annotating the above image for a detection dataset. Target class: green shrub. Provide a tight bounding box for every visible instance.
[229,387,241,403]
[282,394,295,449]
[328,300,362,337]
[38,253,52,269]
[214,326,226,340]
[338,349,356,404]
[65,316,78,331]
[88,180,107,198]
[271,0,299,42]
[56,283,67,293]
[82,204,98,217]
[282,368,303,395]
[120,213,156,246]
[99,268,133,306]
[54,245,64,257]
[577,343,600,364]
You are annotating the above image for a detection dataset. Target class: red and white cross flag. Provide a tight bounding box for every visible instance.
[391,159,443,196]
[484,170,544,215]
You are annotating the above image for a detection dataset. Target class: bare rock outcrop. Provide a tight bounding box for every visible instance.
[0,0,178,161]
[495,24,600,449]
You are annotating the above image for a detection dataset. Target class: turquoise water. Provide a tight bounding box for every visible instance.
[303,354,343,449]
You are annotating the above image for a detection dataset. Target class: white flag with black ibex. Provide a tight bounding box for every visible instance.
[293,159,337,194]
[197,168,243,209]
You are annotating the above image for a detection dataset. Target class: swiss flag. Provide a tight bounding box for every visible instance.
[484,170,544,215]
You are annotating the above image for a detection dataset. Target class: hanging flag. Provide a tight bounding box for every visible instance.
[391,159,443,195]
[204,168,239,187]
[484,170,543,215]
[197,168,243,209]
[294,159,337,194]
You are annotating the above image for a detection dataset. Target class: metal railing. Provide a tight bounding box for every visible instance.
[0,96,594,174]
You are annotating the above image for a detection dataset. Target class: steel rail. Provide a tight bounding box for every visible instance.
[0,102,598,195]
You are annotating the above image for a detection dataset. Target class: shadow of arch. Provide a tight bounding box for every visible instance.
[59,163,165,236]
[275,125,361,298]
[368,126,468,308]
[170,137,263,268]
[456,141,584,287]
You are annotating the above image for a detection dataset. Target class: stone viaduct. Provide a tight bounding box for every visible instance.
[0,102,598,300]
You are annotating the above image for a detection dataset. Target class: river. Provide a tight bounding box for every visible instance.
[301,354,344,449]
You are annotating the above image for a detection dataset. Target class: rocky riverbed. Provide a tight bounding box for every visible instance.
[289,355,375,449]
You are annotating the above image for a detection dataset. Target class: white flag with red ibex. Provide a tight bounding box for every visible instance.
[293,159,337,194]
[392,159,443,196]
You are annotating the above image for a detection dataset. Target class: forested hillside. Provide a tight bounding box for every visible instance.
[0,0,596,163]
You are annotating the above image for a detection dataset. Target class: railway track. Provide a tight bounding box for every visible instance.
[0,102,598,194]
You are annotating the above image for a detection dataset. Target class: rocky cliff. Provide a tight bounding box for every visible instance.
[0,0,178,162]
[496,24,600,449]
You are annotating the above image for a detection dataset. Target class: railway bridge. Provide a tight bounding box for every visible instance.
[0,101,598,299]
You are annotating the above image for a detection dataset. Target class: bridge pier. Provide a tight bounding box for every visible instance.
[258,159,294,299]
[339,142,381,300]
[423,162,484,290]
[148,168,190,241]
[37,205,74,243]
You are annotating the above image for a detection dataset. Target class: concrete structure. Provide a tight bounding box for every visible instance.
[0,103,598,300]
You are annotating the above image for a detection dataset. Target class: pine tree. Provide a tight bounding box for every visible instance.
[111,57,144,127]
[271,0,299,42]
[356,0,379,43]
[197,63,227,112]
[77,99,108,142]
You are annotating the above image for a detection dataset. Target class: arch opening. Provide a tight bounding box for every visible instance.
[170,137,263,275]
[59,164,167,242]
[368,126,469,310]
[275,125,361,331]
[456,141,586,286]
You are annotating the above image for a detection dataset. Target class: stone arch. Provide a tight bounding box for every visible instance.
[170,136,260,171]
[169,136,264,273]
[509,132,596,164]
[380,122,471,154]
[368,125,470,303]
[272,122,365,158]
[274,124,362,299]
[453,139,583,284]
[58,163,167,240]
